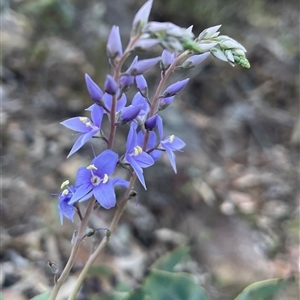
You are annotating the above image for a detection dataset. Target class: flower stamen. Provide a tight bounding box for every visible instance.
[133,146,143,156]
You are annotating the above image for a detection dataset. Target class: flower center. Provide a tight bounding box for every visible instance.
[87,164,109,186]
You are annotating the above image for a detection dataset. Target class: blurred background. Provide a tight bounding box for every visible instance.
[1,0,299,299]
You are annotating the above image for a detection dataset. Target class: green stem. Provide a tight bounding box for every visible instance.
[48,198,96,300]
[66,176,137,300]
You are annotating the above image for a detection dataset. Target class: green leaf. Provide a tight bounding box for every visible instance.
[0,293,3,300]
[144,269,211,300]
[151,246,190,272]
[30,291,50,300]
[125,288,149,300]
[234,278,286,300]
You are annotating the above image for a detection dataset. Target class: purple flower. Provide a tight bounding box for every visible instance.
[61,104,104,157]
[162,78,190,97]
[69,150,127,209]
[58,182,76,224]
[137,129,162,162]
[157,119,185,173]
[124,123,154,189]
[85,74,103,104]
[107,25,123,59]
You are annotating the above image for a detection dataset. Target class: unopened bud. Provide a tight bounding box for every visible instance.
[85,74,103,104]
[104,75,119,95]
[107,25,123,59]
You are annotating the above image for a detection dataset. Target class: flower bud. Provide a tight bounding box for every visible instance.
[85,74,103,104]
[210,47,228,62]
[133,38,159,51]
[158,96,174,110]
[180,52,210,69]
[119,75,134,92]
[132,0,153,34]
[107,25,123,59]
[135,75,148,97]
[104,75,119,95]
[195,41,218,52]
[119,105,142,123]
[160,49,175,70]
[162,78,189,97]
[127,57,160,76]
[145,114,159,130]
[198,25,222,40]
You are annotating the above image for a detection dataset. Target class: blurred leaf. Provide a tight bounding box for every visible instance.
[144,269,211,300]
[125,288,148,300]
[29,291,50,300]
[234,278,286,300]
[0,293,3,300]
[151,246,190,272]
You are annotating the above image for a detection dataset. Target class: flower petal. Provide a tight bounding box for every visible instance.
[112,178,130,188]
[94,180,116,209]
[61,117,92,133]
[134,152,154,168]
[75,167,92,187]
[92,149,118,176]
[90,104,104,128]
[67,129,99,158]
[163,136,186,151]
[126,123,137,153]
[69,183,93,204]
[117,93,127,112]
[127,155,146,189]
[164,145,177,173]
[58,200,75,224]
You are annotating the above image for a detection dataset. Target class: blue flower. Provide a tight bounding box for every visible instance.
[138,114,185,173]
[61,104,104,157]
[157,118,185,173]
[58,181,76,224]
[124,123,154,189]
[69,150,128,209]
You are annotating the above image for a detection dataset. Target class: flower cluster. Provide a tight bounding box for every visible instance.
[57,0,249,223]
